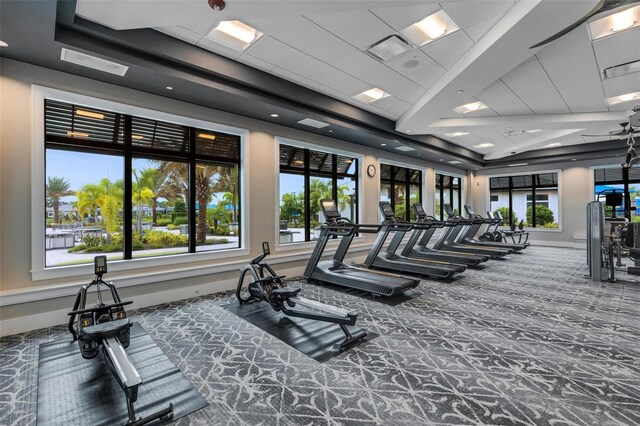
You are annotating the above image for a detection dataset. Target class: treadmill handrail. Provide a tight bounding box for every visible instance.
[323,221,382,234]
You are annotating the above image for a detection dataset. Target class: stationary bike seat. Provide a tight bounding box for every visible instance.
[81,318,131,339]
[272,287,301,298]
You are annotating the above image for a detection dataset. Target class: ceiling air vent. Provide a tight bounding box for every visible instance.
[367,35,413,61]
[602,60,640,80]
[60,48,129,76]
[297,118,330,128]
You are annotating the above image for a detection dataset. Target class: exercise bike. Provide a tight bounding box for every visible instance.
[68,256,174,426]
[236,242,367,349]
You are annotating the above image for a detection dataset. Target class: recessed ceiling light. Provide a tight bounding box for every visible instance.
[454,101,488,114]
[354,87,389,103]
[166,86,173,90]
[611,8,635,32]
[396,146,415,152]
[206,20,263,51]
[607,91,640,105]
[405,129,411,133]
[328,130,333,133]
[527,129,541,133]
[381,143,387,146]
[198,133,216,140]
[400,10,459,47]
[571,158,577,161]
[366,35,413,61]
[448,160,463,164]
[508,163,528,167]
[298,118,330,128]
[543,142,562,148]
[444,132,469,137]
[472,143,495,149]
[0,40,8,48]
[270,113,279,118]
[75,109,104,120]
[439,159,444,161]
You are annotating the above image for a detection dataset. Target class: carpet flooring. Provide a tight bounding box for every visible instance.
[1,245,639,425]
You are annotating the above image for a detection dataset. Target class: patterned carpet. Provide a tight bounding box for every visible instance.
[1,246,640,425]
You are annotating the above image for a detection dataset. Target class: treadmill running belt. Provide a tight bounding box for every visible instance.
[37,322,207,426]
[223,301,377,363]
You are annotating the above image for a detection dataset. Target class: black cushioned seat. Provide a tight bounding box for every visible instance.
[81,318,131,339]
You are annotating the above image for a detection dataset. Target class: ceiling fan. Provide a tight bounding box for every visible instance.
[582,122,640,139]
[530,0,640,49]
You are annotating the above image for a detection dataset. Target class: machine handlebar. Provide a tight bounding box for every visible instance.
[68,300,132,316]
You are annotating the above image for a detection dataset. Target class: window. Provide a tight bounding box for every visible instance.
[44,99,241,268]
[380,164,422,221]
[593,167,640,220]
[435,173,462,220]
[279,144,358,244]
[489,172,559,228]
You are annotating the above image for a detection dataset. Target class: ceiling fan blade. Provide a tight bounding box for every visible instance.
[530,0,606,49]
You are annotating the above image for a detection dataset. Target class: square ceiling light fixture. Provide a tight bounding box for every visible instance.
[206,20,262,51]
[400,10,459,47]
[454,101,488,114]
[366,35,413,61]
[589,5,639,39]
[354,87,390,103]
[607,91,640,105]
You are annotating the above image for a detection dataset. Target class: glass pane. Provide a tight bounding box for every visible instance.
[198,163,240,252]
[595,184,626,218]
[409,185,420,221]
[337,177,357,223]
[442,175,451,187]
[45,100,124,145]
[336,155,356,175]
[381,183,391,202]
[409,170,421,183]
[394,185,406,220]
[490,191,510,225]
[435,190,441,220]
[309,150,333,172]
[381,164,391,180]
[46,149,124,267]
[279,173,306,244]
[630,184,640,222]
[131,117,189,153]
[195,129,240,160]
[309,176,333,240]
[436,174,442,189]
[534,188,558,228]
[279,144,305,169]
[515,189,532,227]
[394,167,406,182]
[452,188,460,216]
[131,158,190,258]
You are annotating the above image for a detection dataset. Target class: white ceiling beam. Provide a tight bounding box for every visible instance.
[396,0,600,133]
[484,129,584,160]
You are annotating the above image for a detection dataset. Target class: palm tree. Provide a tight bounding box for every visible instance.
[212,166,239,223]
[97,178,123,244]
[76,183,103,224]
[132,168,155,235]
[46,177,73,224]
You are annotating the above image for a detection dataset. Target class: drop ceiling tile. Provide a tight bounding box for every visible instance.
[476,80,533,115]
[536,25,607,112]
[244,36,298,68]
[370,4,441,31]
[371,96,411,116]
[463,108,498,118]
[196,36,244,60]
[279,50,328,79]
[421,30,474,70]
[332,11,394,50]
[269,16,329,51]
[463,13,503,42]
[243,16,289,34]
[154,26,201,45]
[305,10,364,34]
[307,64,370,96]
[602,73,640,98]
[385,50,445,88]
[442,0,513,29]
[501,58,571,114]
[237,53,277,74]
[593,26,640,70]
[176,20,217,36]
[306,34,360,64]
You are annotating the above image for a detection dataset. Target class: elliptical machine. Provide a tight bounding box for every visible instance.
[236,242,367,349]
[68,256,174,426]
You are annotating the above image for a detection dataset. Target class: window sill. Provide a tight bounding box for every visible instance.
[276,236,365,252]
[31,247,250,281]
[521,227,563,233]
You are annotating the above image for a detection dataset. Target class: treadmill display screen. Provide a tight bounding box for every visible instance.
[413,203,425,217]
[379,202,394,218]
[321,199,340,219]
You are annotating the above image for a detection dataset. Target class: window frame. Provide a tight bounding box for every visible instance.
[275,137,362,248]
[592,165,640,219]
[32,85,250,280]
[435,171,464,220]
[487,169,562,231]
[380,162,423,222]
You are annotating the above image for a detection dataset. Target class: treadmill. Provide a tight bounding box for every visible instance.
[303,199,419,297]
[362,201,466,279]
[433,204,511,259]
[401,203,489,266]
[462,205,527,252]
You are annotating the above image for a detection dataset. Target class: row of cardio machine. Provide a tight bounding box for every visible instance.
[302,199,529,298]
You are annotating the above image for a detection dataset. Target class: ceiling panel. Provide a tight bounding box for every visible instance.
[155,26,201,45]
[536,26,607,112]
[304,10,364,34]
[501,58,571,114]
[602,72,640,98]
[421,30,474,70]
[385,50,445,88]
[244,36,298,68]
[243,16,289,34]
[442,0,514,29]
[475,80,533,116]
[196,36,245,60]
[370,3,440,31]
[371,95,411,117]
[306,34,360,64]
[269,16,329,51]
[592,26,640,70]
[307,63,370,96]
[463,13,504,42]
[331,11,394,50]
[278,50,329,79]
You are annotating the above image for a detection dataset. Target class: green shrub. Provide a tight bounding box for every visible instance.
[210,238,229,244]
[142,230,188,248]
[212,224,230,236]
[171,199,187,220]
[83,244,121,253]
[68,244,87,253]
[132,240,144,250]
[111,232,123,247]
[167,224,179,230]
[526,204,554,226]
[155,218,172,226]
[173,216,189,226]
[83,234,105,247]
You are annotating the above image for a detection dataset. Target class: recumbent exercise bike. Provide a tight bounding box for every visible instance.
[68,256,173,426]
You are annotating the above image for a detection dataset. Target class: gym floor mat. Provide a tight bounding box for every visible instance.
[223,301,377,363]
[37,322,207,426]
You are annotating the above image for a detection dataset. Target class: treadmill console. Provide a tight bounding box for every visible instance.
[262,241,270,255]
[321,199,341,221]
[94,255,107,275]
[464,205,476,216]
[378,201,395,220]
[413,203,426,219]
[443,204,456,217]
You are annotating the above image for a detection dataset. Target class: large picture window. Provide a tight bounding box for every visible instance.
[44,100,241,267]
[489,172,559,228]
[594,167,640,221]
[435,173,462,220]
[380,164,422,221]
[278,144,358,244]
